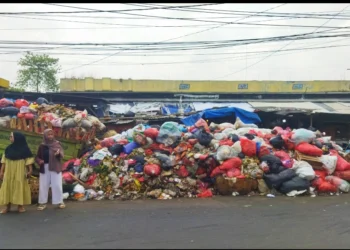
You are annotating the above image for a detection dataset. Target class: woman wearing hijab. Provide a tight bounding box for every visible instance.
[0,132,34,214]
[36,129,65,210]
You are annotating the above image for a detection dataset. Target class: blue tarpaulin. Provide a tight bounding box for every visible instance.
[181,107,260,126]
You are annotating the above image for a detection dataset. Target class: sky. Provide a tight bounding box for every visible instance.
[1,3,350,84]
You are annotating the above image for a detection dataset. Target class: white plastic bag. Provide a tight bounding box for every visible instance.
[292,160,315,181]
[73,184,85,194]
[213,133,226,140]
[216,145,238,161]
[233,117,258,129]
[320,155,337,175]
[291,128,316,145]
[232,141,242,154]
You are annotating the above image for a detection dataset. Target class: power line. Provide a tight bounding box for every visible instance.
[214,4,350,80]
[53,4,287,73]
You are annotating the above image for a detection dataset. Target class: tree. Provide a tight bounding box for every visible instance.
[15,52,61,93]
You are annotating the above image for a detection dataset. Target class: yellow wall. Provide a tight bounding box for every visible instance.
[0,78,9,89]
[60,78,350,94]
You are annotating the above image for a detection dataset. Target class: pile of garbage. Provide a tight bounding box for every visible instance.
[0,97,105,138]
[61,117,350,201]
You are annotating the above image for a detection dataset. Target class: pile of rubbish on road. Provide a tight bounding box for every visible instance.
[60,117,350,201]
[0,97,105,141]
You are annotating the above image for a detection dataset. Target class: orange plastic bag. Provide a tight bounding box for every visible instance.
[197,189,213,198]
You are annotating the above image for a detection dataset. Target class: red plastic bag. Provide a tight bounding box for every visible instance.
[219,157,242,171]
[188,139,198,145]
[274,150,293,168]
[195,118,210,133]
[210,167,225,177]
[314,170,327,179]
[317,180,337,193]
[334,171,350,181]
[295,142,323,157]
[144,164,162,177]
[17,113,24,118]
[258,145,271,158]
[226,168,241,178]
[144,128,159,139]
[272,126,284,134]
[333,153,350,172]
[63,159,76,171]
[197,189,213,198]
[14,99,29,109]
[219,139,234,146]
[24,113,34,120]
[0,98,13,108]
[62,172,75,184]
[240,137,257,157]
[176,166,189,178]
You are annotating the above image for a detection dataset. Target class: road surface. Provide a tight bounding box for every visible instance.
[1,195,350,249]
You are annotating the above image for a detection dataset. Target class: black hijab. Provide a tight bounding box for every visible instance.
[5,131,33,160]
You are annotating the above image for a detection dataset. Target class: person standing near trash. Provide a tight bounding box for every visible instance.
[0,132,34,214]
[36,129,65,210]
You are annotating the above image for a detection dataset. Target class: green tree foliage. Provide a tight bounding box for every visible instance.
[15,52,61,92]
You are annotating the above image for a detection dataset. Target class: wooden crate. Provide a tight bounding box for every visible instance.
[295,151,324,170]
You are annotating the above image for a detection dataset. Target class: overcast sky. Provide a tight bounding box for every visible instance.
[1,3,350,83]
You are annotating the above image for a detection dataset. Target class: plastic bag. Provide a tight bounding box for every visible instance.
[234,117,258,129]
[219,157,242,171]
[291,128,316,145]
[313,178,337,193]
[331,152,350,171]
[219,139,234,146]
[226,168,241,178]
[36,97,49,105]
[156,122,182,146]
[295,142,323,157]
[325,176,350,193]
[240,137,257,157]
[14,99,29,109]
[260,155,285,174]
[0,98,13,108]
[51,118,63,128]
[210,167,225,177]
[1,107,19,116]
[269,135,284,149]
[258,145,271,158]
[274,150,293,168]
[320,155,337,175]
[123,142,140,154]
[144,164,161,177]
[279,176,310,194]
[144,128,159,139]
[80,119,93,130]
[73,184,85,194]
[197,189,213,198]
[334,170,350,181]
[176,166,189,178]
[214,133,226,140]
[195,118,210,133]
[155,152,175,170]
[24,113,34,120]
[292,160,315,180]
[216,145,238,161]
[263,169,297,189]
[108,144,124,155]
[62,118,77,129]
[196,130,213,147]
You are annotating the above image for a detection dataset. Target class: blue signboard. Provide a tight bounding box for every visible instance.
[179,83,190,90]
[238,83,248,90]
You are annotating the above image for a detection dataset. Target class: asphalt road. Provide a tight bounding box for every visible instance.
[1,195,350,249]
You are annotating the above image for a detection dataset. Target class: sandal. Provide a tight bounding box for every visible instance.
[37,204,47,211]
[58,203,66,209]
[18,207,26,213]
[0,208,9,214]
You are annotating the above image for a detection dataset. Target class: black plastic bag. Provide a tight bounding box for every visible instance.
[314,140,323,149]
[196,130,213,147]
[1,107,19,116]
[108,144,124,155]
[124,111,135,117]
[244,133,255,140]
[238,152,246,159]
[279,176,310,194]
[269,134,284,149]
[133,155,146,165]
[263,169,297,190]
[155,153,174,170]
[229,134,240,143]
[36,97,49,105]
[260,154,285,174]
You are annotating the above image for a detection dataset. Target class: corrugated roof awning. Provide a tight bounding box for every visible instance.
[317,102,350,114]
[248,101,330,114]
